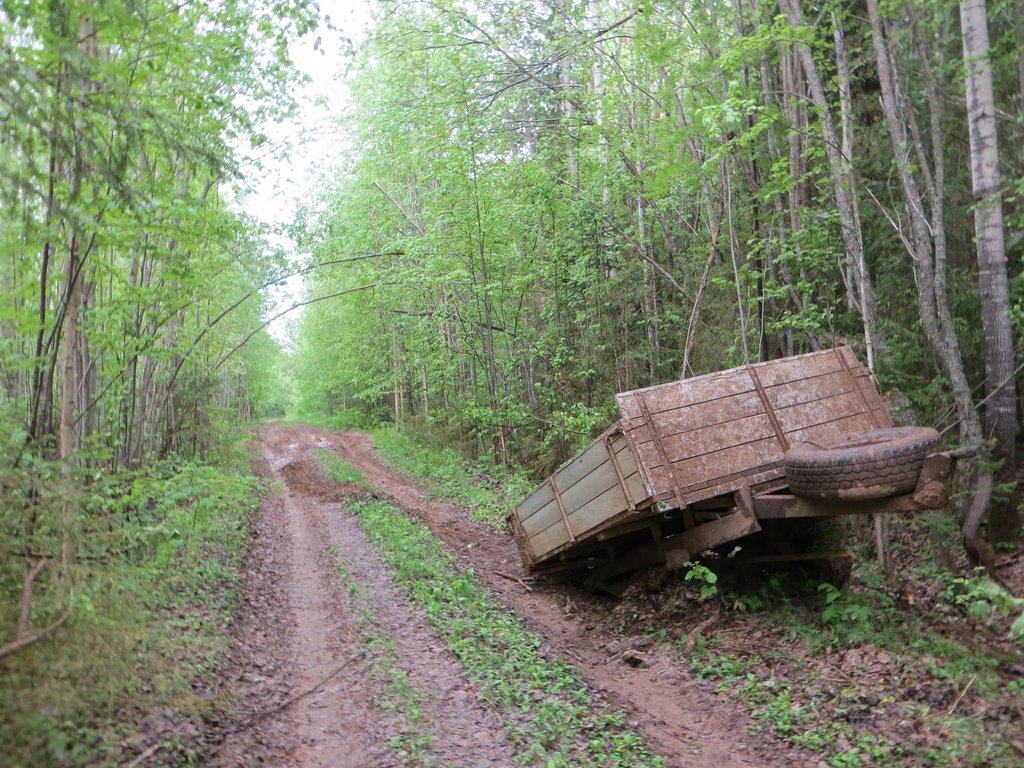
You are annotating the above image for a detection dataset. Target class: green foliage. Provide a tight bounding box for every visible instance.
[937,571,1024,645]
[317,447,373,490]
[682,561,720,600]
[0,443,260,766]
[371,427,533,528]
[347,496,664,767]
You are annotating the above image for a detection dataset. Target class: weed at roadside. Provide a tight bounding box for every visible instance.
[0,441,260,766]
[345,494,664,767]
[371,428,532,528]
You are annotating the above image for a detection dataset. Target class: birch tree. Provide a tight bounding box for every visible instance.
[959,0,1019,551]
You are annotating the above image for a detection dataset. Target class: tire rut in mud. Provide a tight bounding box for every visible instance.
[323,426,797,768]
[212,426,517,767]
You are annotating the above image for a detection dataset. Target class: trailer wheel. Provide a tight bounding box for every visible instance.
[784,427,943,501]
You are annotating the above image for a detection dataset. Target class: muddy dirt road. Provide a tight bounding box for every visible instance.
[212,423,805,767]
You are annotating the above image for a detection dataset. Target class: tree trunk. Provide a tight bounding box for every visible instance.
[59,240,81,582]
[960,0,1019,546]
[778,0,884,367]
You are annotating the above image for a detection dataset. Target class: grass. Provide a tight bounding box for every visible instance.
[352,497,663,767]
[679,566,1021,768]
[0,441,260,766]
[371,428,533,528]
[329,548,434,766]
[317,447,373,490]
[318,445,664,767]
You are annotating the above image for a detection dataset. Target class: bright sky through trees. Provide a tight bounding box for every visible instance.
[236,0,373,343]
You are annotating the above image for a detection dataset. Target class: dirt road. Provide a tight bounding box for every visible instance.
[212,424,802,767]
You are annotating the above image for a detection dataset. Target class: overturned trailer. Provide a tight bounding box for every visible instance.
[510,348,970,593]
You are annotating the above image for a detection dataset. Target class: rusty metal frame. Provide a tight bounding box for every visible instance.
[548,476,576,543]
[746,364,790,451]
[604,431,636,511]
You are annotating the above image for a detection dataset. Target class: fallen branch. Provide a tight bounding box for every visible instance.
[124,743,161,768]
[685,609,720,657]
[0,586,71,662]
[947,674,976,716]
[235,650,366,730]
[496,571,533,592]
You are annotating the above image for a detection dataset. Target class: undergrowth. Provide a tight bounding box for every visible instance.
[0,440,260,766]
[330,549,434,766]
[371,428,533,528]
[680,564,1021,768]
[317,451,663,767]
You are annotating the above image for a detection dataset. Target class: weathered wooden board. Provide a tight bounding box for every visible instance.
[520,434,642,534]
[618,347,885,502]
[622,390,766,444]
[515,428,653,563]
[617,369,754,420]
[529,471,648,559]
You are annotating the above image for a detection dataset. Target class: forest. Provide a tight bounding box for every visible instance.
[0,0,1022,764]
[292,0,1021,557]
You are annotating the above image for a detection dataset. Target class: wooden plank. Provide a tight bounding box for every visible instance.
[612,437,647,496]
[567,476,652,537]
[640,436,783,497]
[624,390,765,444]
[514,482,554,525]
[521,464,645,540]
[559,466,632,521]
[548,477,576,543]
[831,346,884,426]
[509,508,538,569]
[774,391,869,433]
[635,390,685,508]
[747,365,790,451]
[785,413,877,444]
[752,349,844,387]
[669,436,785,489]
[664,506,762,570]
[656,414,776,465]
[551,436,635,503]
[518,434,633,523]
[680,466,787,506]
[752,492,928,519]
[529,516,571,561]
[605,434,636,510]
[517,438,607,521]
[763,370,862,409]
[617,369,754,420]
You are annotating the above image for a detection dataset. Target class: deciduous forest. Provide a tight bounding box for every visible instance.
[1,0,1022,765]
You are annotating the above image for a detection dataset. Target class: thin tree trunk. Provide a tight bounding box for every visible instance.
[960,0,1019,547]
[778,0,884,366]
[867,0,980,437]
[59,240,81,582]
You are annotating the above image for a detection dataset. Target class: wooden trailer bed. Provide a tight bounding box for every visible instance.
[510,347,960,589]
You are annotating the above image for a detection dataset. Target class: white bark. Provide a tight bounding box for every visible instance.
[960,0,1018,546]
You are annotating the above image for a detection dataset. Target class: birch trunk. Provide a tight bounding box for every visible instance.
[960,0,1019,546]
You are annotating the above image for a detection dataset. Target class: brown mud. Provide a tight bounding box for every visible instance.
[210,423,813,767]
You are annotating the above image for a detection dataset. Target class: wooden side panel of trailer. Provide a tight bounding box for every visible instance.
[616,347,890,508]
[513,428,652,566]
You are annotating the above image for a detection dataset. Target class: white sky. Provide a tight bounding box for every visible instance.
[234,0,374,346]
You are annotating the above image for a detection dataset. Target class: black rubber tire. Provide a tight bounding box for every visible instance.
[784,427,943,501]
